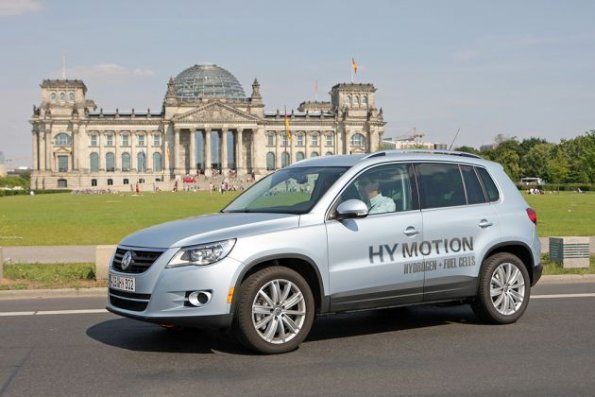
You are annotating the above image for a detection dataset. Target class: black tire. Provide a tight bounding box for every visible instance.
[233,266,315,354]
[472,253,531,324]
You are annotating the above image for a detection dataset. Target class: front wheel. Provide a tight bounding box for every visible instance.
[233,266,315,354]
[472,253,531,324]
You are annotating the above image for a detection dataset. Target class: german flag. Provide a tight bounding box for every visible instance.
[352,58,358,74]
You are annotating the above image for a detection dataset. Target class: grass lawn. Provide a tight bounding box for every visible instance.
[0,191,240,246]
[0,190,593,246]
[524,192,595,236]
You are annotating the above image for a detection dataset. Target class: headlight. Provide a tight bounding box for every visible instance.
[167,239,236,268]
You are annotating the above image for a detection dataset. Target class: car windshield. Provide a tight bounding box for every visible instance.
[223,166,348,214]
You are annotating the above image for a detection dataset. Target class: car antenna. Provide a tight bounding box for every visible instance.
[448,128,461,151]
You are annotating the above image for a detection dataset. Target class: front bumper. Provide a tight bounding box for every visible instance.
[106,246,242,328]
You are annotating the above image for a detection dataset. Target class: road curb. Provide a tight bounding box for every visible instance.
[1,275,594,300]
[0,287,107,300]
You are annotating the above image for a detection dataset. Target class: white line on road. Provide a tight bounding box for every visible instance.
[532,293,595,299]
[0,309,108,317]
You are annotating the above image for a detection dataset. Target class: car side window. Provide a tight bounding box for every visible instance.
[476,167,500,202]
[461,165,486,204]
[338,163,415,214]
[416,163,466,209]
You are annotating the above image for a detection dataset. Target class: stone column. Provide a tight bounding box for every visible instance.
[98,131,104,171]
[252,127,265,175]
[236,129,244,174]
[72,124,79,171]
[205,128,212,176]
[174,127,181,175]
[32,130,39,170]
[221,128,229,172]
[190,129,196,173]
[130,131,136,174]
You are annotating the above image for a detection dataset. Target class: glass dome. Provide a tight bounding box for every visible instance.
[174,64,246,101]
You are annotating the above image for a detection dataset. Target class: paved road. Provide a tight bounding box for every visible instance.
[0,280,594,396]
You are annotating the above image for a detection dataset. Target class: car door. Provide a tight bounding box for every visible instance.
[325,163,425,312]
[415,162,502,301]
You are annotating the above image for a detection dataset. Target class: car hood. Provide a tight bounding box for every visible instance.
[119,212,300,249]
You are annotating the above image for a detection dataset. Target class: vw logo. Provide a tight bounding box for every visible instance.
[121,251,134,271]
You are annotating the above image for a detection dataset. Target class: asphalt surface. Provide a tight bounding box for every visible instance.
[0,279,594,396]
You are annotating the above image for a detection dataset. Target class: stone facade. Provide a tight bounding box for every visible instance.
[29,64,385,191]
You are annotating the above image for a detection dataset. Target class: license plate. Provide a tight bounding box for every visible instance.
[110,274,136,292]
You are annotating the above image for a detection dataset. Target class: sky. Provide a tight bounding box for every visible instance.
[1,0,595,168]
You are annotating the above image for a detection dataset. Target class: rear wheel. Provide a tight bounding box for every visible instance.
[233,266,315,354]
[472,253,530,324]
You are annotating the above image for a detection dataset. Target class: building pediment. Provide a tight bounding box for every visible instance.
[172,102,260,123]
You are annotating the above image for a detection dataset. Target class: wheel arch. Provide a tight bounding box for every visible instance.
[232,254,327,315]
[481,241,537,284]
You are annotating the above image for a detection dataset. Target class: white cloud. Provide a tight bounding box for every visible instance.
[0,0,42,16]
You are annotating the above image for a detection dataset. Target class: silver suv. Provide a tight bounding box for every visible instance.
[107,151,542,354]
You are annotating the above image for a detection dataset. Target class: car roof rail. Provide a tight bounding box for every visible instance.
[362,149,482,160]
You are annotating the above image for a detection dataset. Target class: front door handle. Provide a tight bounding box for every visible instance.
[404,226,419,237]
[479,219,494,228]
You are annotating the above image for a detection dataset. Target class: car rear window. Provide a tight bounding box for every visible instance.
[461,165,486,204]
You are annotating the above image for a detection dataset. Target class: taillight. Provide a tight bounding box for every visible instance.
[526,208,537,224]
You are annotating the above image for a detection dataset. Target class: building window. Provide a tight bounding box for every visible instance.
[60,92,65,101]
[137,152,146,172]
[106,152,115,172]
[121,134,130,146]
[311,151,319,158]
[90,134,98,147]
[266,133,275,147]
[138,135,146,147]
[107,179,113,186]
[106,134,114,147]
[90,152,99,172]
[310,133,319,146]
[69,93,75,101]
[325,151,334,156]
[153,152,162,172]
[351,133,365,147]
[57,178,67,188]
[153,134,161,146]
[123,178,129,185]
[91,179,97,187]
[281,134,289,147]
[296,133,304,147]
[58,155,69,172]
[122,153,131,172]
[354,96,360,106]
[296,152,305,162]
[325,134,334,147]
[347,95,352,106]
[281,152,290,167]
[266,152,276,171]
[362,96,368,105]
[55,133,71,146]
[138,178,145,184]
[50,93,56,102]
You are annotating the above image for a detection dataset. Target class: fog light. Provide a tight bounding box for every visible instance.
[187,290,212,307]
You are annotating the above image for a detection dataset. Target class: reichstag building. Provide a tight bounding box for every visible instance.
[30,64,386,190]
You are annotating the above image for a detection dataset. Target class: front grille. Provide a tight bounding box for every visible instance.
[112,248,164,273]
[109,288,151,312]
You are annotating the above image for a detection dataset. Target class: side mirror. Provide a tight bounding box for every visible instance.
[336,199,369,219]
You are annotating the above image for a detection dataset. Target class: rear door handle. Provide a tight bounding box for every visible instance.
[479,219,494,228]
[404,226,419,237]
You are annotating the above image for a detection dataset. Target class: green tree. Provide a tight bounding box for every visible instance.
[520,143,554,180]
